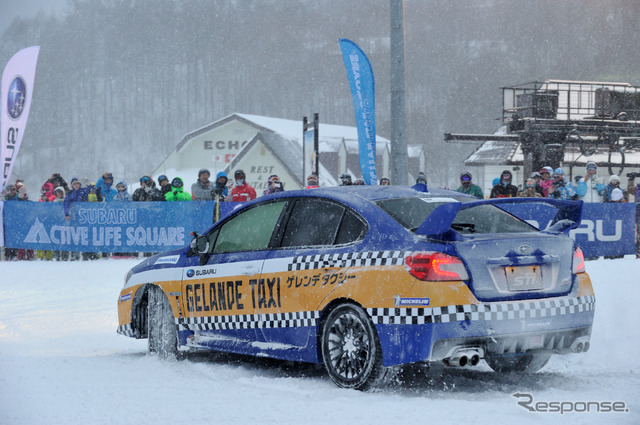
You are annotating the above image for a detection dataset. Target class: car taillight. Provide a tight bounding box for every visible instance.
[572,247,585,274]
[405,252,469,281]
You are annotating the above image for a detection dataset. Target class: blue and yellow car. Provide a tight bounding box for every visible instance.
[117,186,595,389]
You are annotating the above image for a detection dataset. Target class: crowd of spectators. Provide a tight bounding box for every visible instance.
[478,162,637,204]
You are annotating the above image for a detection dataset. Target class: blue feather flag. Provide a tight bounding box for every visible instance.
[339,39,377,185]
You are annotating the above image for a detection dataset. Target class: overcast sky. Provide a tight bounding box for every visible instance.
[0,0,70,35]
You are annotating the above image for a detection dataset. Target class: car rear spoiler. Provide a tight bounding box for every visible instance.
[414,198,583,238]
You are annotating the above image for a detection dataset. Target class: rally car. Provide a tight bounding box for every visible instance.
[117,186,595,390]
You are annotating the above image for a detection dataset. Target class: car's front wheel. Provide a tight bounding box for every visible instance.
[485,351,551,373]
[147,285,178,359]
[321,304,394,390]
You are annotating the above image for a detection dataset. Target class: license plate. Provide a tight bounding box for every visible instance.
[505,265,544,291]
[529,334,544,348]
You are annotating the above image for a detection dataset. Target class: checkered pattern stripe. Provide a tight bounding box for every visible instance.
[177,311,320,331]
[367,295,596,325]
[117,324,135,337]
[288,250,405,271]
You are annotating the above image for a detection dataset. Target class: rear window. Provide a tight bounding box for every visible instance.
[375,197,538,235]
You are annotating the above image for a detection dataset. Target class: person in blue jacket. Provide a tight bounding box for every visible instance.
[411,172,428,192]
[96,172,117,202]
[547,168,578,200]
[64,177,92,220]
[114,181,131,201]
[212,171,229,201]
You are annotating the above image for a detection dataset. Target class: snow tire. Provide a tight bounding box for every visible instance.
[321,303,395,390]
[147,285,178,360]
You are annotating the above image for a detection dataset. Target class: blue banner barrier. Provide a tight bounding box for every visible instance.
[1,200,637,257]
[500,202,636,258]
[1,201,238,253]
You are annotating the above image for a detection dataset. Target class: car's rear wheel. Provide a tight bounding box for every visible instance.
[485,351,551,373]
[147,286,178,359]
[321,304,393,390]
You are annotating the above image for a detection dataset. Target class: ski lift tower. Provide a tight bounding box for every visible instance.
[445,80,640,177]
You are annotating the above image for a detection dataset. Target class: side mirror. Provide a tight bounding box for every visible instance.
[189,232,209,255]
[190,235,210,254]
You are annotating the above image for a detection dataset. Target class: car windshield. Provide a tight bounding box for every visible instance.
[375,197,538,234]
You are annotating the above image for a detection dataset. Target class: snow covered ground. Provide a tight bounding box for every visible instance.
[0,257,638,425]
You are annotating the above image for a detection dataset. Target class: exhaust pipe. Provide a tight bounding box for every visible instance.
[443,348,483,367]
[570,336,590,353]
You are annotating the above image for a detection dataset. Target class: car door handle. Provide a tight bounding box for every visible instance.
[241,267,260,276]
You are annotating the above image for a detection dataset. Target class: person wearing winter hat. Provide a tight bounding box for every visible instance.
[339,173,353,186]
[53,186,66,201]
[114,181,131,201]
[95,172,117,202]
[49,186,70,261]
[17,186,29,201]
[1,185,19,259]
[576,161,605,202]
[518,178,543,198]
[157,175,171,199]
[133,176,163,202]
[547,167,578,200]
[15,185,35,260]
[264,174,285,195]
[40,183,56,202]
[86,184,98,202]
[191,169,215,200]
[212,171,229,200]
[456,170,483,199]
[3,184,18,200]
[411,172,428,193]
[230,169,257,202]
[529,172,545,196]
[380,177,391,186]
[539,166,554,197]
[64,178,93,219]
[490,170,518,198]
[165,177,192,201]
[37,183,57,260]
[210,171,230,222]
[604,175,624,202]
[306,174,319,189]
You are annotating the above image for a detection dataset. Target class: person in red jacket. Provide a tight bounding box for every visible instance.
[39,183,56,202]
[230,169,257,202]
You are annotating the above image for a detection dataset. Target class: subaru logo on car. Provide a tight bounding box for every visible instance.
[7,76,26,120]
[186,269,195,278]
[518,243,533,255]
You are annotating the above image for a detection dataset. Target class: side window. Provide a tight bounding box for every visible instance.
[213,201,286,253]
[335,210,366,245]
[281,199,363,247]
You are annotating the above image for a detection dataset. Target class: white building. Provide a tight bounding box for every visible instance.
[152,113,426,191]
